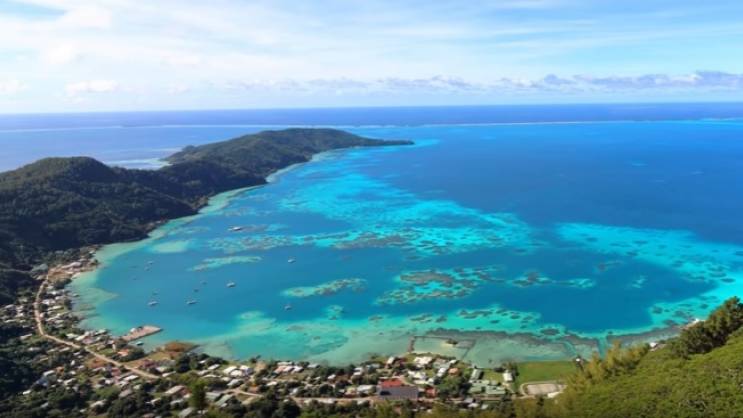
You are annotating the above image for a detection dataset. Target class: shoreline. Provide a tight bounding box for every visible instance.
[60,141,692,367]
[66,231,685,366]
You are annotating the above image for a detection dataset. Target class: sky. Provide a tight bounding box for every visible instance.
[1,0,743,112]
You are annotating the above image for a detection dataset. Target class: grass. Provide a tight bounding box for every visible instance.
[515,360,577,386]
[482,369,505,383]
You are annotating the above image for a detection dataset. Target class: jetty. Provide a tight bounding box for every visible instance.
[122,325,162,342]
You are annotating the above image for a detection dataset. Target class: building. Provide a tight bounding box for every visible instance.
[377,386,419,402]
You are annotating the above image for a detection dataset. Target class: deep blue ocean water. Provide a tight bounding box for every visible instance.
[4,104,743,364]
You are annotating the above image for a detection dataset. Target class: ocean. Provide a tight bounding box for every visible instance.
[4,104,743,365]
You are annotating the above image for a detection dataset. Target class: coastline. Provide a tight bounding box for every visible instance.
[64,146,359,337]
[62,144,701,367]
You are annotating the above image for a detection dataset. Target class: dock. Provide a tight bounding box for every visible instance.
[122,325,162,342]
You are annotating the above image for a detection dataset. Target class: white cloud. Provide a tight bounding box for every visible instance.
[0,80,27,95]
[167,84,190,94]
[1,0,743,111]
[65,79,119,96]
[58,6,112,29]
[43,43,81,65]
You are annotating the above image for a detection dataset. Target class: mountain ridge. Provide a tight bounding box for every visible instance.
[0,128,411,302]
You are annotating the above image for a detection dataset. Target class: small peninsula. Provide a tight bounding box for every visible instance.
[0,128,412,303]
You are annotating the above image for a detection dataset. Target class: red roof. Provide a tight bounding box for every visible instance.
[380,378,404,388]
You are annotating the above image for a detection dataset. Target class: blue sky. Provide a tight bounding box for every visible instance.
[1,0,743,112]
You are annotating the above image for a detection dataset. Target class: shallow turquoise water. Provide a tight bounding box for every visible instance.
[71,121,743,365]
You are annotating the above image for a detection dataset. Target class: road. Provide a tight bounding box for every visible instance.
[34,280,158,380]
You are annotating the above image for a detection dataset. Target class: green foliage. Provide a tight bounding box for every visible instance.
[120,346,145,361]
[0,129,409,304]
[0,269,33,305]
[244,393,301,418]
[0,386,89,418]
[189,380,207,410]
[107,390,152,418]
[670,297,743,357]
[562,341,649,395]
[0,323,51,398]
[552,298,743,417]
[436,374,471,399]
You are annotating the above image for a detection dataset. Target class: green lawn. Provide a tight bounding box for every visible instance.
[515,360,577,385]
[481,369,505,383]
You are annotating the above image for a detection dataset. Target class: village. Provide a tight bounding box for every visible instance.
[0,257,575,417]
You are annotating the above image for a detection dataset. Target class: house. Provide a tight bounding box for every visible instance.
[89,400,106,411]
[206,392,222,402]
[468,380,507,398]
[377,386,419,402]
[357,385,377,395]
[413,356,433,368]
[164,385,185,397]
[470,368,483,381]
[216,394,234,408]
[380,378,404,388]
[178,407,195,417]
[502,372,514,383]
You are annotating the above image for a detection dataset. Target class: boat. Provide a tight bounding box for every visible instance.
[193,288,199,292]
[187,300,197,305]
[135,341,144,346]
[227,281,236,288]
[284,304,293,311]
[148,301,158,307]
[229,226,243,232]
[287,258,296,263]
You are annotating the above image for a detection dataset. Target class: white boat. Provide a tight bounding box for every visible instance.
[187,300,197,305]
[227,282,236,288]
[229,226,243,232]
[284,304,292,311]
[148,301,158,307]
[287,258,296,263]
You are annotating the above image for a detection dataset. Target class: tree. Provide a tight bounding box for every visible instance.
[190,380,207,411]
[671,297,743,357]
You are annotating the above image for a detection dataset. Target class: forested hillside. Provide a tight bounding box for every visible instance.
[0,128,410,293]
[546,297,743,418]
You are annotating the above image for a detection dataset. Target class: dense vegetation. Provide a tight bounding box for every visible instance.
[2,127,743,416]
[2,298,743,417]
[0,128,410,285]
[0,128,410,408]
[544,297,743,418]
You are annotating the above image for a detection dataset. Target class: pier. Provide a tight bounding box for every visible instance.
[122,325,162,342]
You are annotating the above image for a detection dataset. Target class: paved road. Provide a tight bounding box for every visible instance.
[34,280,158,380]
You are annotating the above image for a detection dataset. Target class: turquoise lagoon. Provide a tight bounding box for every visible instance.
[70,121,743,366]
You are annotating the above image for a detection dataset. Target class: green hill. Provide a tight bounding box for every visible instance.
[546,297,743,418]
[0,128,410,294]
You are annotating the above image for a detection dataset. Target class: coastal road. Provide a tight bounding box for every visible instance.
[34,280,158,381]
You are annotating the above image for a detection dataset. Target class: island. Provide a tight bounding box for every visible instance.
[2,128,743,418]
[0,128,412,304]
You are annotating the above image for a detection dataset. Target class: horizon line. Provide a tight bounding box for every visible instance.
[1,100,743,117]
